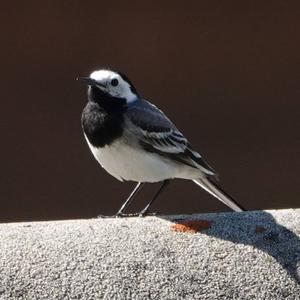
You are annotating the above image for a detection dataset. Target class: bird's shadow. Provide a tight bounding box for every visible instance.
[160,210,300,284]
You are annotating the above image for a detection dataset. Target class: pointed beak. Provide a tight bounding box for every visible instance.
[77,77,97,86]
[77,77,105,87]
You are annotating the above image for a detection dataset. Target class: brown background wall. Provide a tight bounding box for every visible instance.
[1,1,300,222]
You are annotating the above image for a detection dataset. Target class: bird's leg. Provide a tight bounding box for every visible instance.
[139,180,170,217]
[116,182,145,217]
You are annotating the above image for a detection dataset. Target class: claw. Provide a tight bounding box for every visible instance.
[115,212,139,218]
[97,213,140,218]
[97,211,158,218]
[138,211,158,217]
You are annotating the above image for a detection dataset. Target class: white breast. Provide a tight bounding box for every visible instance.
[84,135,200,182]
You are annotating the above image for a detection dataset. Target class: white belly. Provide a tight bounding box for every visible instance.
[84,136,200,182]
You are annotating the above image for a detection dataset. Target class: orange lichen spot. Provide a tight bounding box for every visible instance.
[255,226,267,233]
[171,220,212,233]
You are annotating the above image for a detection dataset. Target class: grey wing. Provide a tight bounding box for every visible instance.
[125,99,217,176]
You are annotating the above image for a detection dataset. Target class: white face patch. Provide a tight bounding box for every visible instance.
[90,70,138,104]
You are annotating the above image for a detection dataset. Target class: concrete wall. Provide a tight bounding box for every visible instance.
[0,209,299,299]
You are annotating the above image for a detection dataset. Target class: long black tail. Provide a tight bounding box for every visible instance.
[193,177,245,212]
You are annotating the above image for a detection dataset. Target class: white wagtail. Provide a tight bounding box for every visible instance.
[79,69,245,216]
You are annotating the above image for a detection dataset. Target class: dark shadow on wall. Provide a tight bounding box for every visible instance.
[163,211,300,284]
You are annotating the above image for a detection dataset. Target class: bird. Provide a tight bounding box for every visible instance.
[79,69,245,217]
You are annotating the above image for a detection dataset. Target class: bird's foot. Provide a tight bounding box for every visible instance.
[97,214,115,218]
[97,211,158,218]
[97,213,138,218]
[115,212,140,218]
[138,211,158,217]
[116,211,158,218]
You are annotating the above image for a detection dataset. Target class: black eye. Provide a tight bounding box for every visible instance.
[111,78,119,86]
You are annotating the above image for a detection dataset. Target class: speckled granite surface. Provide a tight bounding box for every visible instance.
[0,209,299,299]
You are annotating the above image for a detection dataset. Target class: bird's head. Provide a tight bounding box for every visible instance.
[79,69,139,106]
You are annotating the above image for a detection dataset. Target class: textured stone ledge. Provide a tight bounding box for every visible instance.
[0,209,299,299]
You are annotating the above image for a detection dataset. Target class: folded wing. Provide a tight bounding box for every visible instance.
[125,100,217,176]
